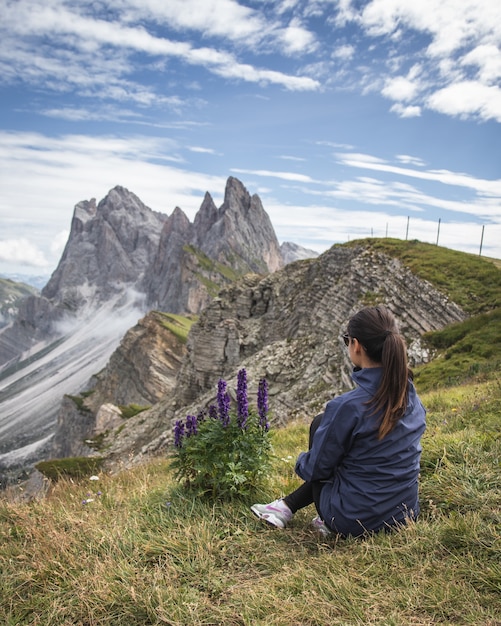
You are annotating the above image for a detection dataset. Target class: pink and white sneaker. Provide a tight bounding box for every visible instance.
[251,499,293,529]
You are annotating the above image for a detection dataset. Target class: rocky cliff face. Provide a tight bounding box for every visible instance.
[42,189,166,305]
[66,243,466,471]
[85,311,188,410]
[50,310,188,459]
[143,177,284,313]
[0,188,164,372]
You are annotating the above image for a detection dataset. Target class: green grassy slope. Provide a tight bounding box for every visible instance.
[346,239,501,391]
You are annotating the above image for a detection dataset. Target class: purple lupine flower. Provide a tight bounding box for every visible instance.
[217,378,231,427]
[236,368,249,429]
[257,378,269,431]
[174,419,185,448]
[208,404,218,420]
[186,414,198,437]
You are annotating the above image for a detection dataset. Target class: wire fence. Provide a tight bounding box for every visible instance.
[363,217,493,258]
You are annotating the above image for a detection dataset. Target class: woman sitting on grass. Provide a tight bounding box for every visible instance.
[251,305,426,537]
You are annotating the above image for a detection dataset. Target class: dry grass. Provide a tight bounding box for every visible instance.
[1,378,500,625]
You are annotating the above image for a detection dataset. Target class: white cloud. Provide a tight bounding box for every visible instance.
[264,198,500,259]
[117,0,269,44]
[396,155,427,167]
[0,239,50,268]
[390,103,421,118]
[51,231,70,257]
[0,132,226,214]
[347,0,501,121]
[382,76,420,102]
[117,0,320,55]
[279,155,307,162]
[40,102,186,123]
[462,44,501,83]
[319,176,500,221]
[233,155,501,234]
[279,17,318,54]
[188,146,220,155]
[359,0,501,58]
[427,81,501,122]
[332,44,355,61]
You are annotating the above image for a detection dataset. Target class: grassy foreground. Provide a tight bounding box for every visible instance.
[1,378,500,625]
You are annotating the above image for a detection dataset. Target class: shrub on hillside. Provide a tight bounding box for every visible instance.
[170,369,271,498]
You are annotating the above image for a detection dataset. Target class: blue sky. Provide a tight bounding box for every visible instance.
[1,0,500,277]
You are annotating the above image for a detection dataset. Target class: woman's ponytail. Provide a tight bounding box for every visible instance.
[347,306,410,439]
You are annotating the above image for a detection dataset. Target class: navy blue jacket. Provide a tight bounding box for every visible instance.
[295,367,426,536]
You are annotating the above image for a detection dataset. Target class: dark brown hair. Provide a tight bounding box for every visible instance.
[347,305,410,439]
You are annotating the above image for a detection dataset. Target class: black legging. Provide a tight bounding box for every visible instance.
[283,413,328,523]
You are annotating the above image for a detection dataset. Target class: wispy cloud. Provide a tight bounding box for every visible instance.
[265,198,497,258]
[396,155,427,167]
[0,0,321,98]
[231,168,316,183]
[336,152,501,198]
[188,146,221,155]
[278,155,307,162]
[232,153,501,225]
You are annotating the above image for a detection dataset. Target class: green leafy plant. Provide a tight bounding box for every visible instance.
[169,369,271,498]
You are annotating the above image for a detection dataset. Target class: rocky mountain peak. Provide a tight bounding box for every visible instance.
[166,206,192,235]
[193,192,218,236]
[144,177,284,312]
[73,198,97,226]
[190,177,283,275]
[42,186,166,304]
[281,241,319,264]
[220,176,250,214]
